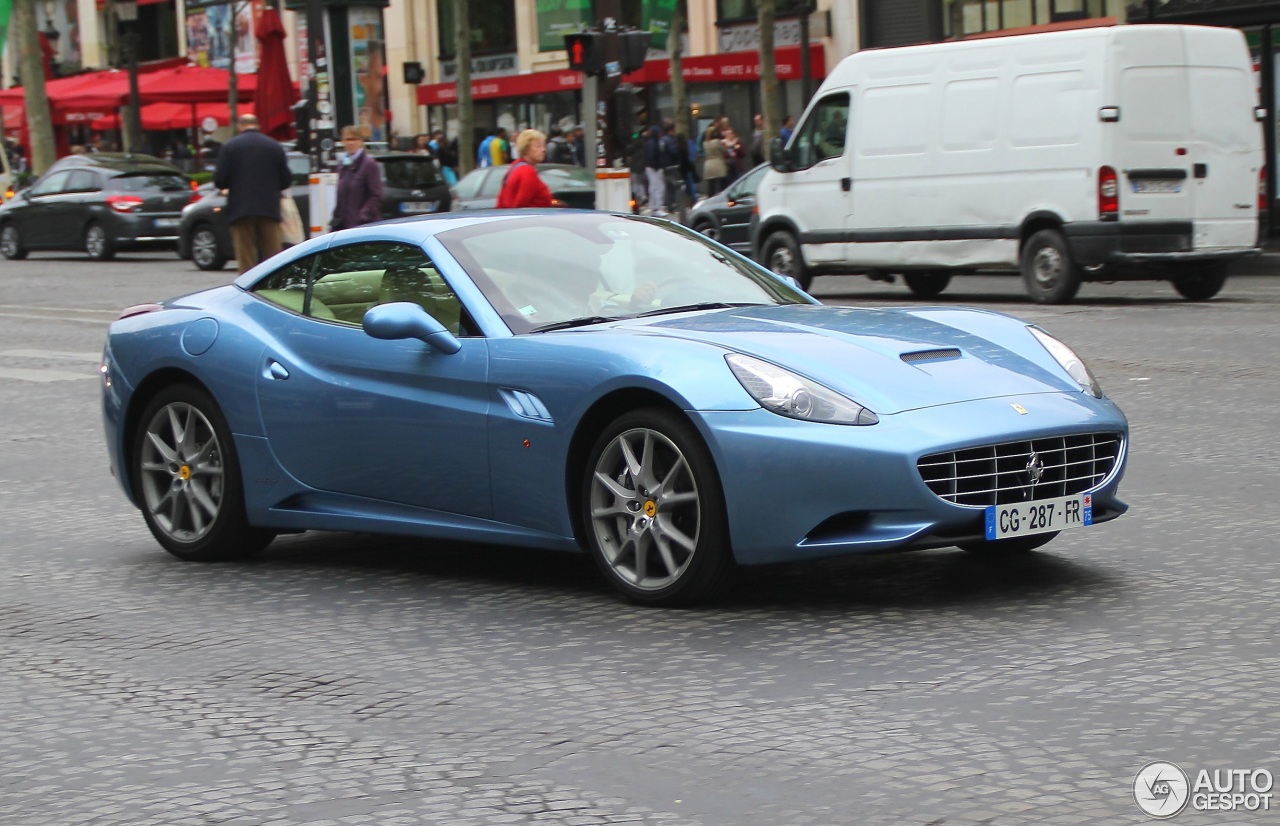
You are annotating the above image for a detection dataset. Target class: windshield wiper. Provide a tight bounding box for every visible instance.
[635,302,759,318]
[529,316,618,333]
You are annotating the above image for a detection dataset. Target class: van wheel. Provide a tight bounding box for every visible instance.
[1021,230,1080,304]
[763,232,812,290]
[903,271,951,299]
[1173,266,1227,301]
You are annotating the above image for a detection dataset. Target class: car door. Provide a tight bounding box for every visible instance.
[779,92,852,265]
[58,169,102,240]
[252,240,493,517]
[16,170,72,246]
[716,164,768,253]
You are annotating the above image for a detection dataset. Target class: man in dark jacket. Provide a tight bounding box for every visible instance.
[331,126,385,231]
[213,114,292,273]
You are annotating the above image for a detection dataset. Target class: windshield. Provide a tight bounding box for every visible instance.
[436,214,809,334]
[379,158,441,188]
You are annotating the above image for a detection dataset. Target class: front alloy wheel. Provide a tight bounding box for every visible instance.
[1,224,27,259]
[584,408,732,605]
[85,222,115,261]
[191,225,227,270]
[133,385,273,561]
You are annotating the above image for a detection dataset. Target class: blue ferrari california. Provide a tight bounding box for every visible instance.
[101,211,1128,605]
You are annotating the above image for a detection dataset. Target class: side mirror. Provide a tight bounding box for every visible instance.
[769,136,792,173]
[363,301,462,354]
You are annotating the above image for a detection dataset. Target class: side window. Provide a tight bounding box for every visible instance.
[250,253,331,319]
[454,170,485,200]
[67,170,100,193]
[30,171,71,196]
[793,93,851,169]
[313,241,473,335]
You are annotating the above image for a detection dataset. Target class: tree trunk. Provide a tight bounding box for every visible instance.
[453,0,474,176]
[669,0,688,142]
[13,0,56,174]
[757,0,780,161]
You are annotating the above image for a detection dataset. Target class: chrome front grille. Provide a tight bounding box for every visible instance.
[918,432,1123,507]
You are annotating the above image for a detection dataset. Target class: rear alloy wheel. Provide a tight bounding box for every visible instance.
[692,220,719,242]
[903,271,952,299]
[763,231,813,291]
[1172,265,1227,301]
[583,408,733,606]
[85,222,115,261]
[132,384,274,561]
[0,224,26,260]
[959,532,1059,557]
[190,225,228,271]
[1020,229,1080,304]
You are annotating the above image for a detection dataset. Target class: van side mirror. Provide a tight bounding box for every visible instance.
[769,136,792,173]
[1256,106,1267,122]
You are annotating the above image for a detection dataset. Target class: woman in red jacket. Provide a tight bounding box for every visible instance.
[496,129,554,209]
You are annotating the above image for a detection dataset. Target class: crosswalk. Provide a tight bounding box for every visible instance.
[0,349,102,383]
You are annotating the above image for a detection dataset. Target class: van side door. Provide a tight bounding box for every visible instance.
[783,92,852,266]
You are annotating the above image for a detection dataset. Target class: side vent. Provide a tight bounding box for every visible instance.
[901,348,962,364]
[498,388,554,423]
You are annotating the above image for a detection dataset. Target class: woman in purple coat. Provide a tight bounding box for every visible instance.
[330,126,385,230]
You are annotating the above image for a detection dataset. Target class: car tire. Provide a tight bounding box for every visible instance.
[763,231,813,291]
[692,219,719,242]
[903,271,952,299]
[85,222,115,261]
[1172,265,1227,301]
[582,407,734,606]
[190,224,228,271]
[131,384,275,562]
[0,223,26,260]
[958,532,1059,557]
[1020,229,1080,304]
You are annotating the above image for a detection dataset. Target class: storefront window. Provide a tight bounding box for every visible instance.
[718,0,809,25]
[438,0,517,59]
[944,0,1120,39]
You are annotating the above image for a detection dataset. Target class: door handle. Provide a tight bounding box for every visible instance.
[264,360,290,380]
[1194,163,1208,179]
[841,178,852,192]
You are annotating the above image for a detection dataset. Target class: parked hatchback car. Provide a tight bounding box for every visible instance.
[685,163,768,257]
[451,163,595,210]
[0,153,193,261]
[178,151,451,271]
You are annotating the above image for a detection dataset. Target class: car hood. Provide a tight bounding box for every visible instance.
[619,304,1082,415]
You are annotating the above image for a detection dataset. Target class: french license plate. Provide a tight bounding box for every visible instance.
[154,217,180,228]
[400,201,439,213]
[984,493,1092,540]
[1131,179,1181,194]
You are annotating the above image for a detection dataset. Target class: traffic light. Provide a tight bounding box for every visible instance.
[619,30,649,74]
[565,32,604,75]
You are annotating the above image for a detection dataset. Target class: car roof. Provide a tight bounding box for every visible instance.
[49,152,181,173]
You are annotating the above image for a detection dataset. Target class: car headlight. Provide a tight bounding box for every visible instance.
[1028,326,1103,398]
[726,354,879,425]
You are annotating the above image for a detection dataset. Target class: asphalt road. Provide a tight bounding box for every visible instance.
[1,249,1278,825]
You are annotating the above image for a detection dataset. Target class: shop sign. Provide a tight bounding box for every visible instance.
[536,0,592,53]
[441,53,518,81]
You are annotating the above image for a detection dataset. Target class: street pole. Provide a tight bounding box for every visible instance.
[114,0,144,154]
[227,0,239,128]
[799,2,812,107]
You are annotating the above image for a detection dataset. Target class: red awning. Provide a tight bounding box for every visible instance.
[90,101,245,132]
[416,44,826,106]
[136,65,266,104]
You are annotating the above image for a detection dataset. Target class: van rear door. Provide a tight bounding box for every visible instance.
[1183,29,1261,250]
[1112,27,1259,251]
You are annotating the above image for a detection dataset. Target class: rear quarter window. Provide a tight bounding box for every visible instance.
[110,174,189,193]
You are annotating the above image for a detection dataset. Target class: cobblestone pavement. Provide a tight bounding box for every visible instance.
[1,254,1278,825]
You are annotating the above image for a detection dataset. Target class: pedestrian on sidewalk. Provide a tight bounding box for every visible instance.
[213,113,292,273]
[330,126,385,231]
[496,129,553,209]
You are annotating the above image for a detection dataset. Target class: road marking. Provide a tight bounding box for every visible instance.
[0,366,94,383]
[0,349,102,362]
[0,311,114,326]
[0,349,102,382]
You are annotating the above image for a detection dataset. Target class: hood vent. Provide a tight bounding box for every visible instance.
[900,348,962,364]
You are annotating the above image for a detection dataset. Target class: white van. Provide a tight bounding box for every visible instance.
[753,24,1265,303]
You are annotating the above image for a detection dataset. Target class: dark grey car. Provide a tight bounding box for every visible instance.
[178,152,451,270]
[0,153,193,261]
[684,163,769,257]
